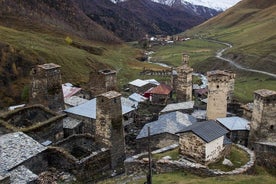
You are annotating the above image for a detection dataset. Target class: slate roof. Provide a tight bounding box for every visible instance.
[129,93,148,103]
[149,84,172,95]
[217,116,250,131]
[64,96,88,107]
[160,101,194,114]
[129,79,149,87]
[136,111,197,139]
[64,97,135,119]
[63,117,82,129]
[254,89,276,98]
[177,120,228,143]
[0,132,46,174]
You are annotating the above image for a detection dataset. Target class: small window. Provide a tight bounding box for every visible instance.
[101,99,104,102]
[217,85,219,89]
[114,98,117,103]
[270,125,274,130]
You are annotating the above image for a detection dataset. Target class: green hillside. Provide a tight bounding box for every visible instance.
[184,0,276,74]
[0,25,163,108]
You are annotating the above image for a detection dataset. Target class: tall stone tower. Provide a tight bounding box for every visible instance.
[227,71,236,103]
[249,89,276,142]
[206,70,232,120]
[29,63,64,111]
[95,91,125,169]
[89,69,117,97]
[173,53,193,102]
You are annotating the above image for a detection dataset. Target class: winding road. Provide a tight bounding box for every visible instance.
[207,39,276,78]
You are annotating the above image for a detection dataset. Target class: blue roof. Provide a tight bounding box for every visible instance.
[217,116,250,131]
[64,97,135,119]
[136,111,197,139]
[178,120,228,143]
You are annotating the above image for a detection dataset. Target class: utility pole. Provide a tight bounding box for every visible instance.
[147,126,152,184]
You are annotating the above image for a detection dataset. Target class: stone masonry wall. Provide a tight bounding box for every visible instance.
[95,92,126,169]
[179,132,205,164]
[125,144,255,177]
[29,64,64,111]
[206,73,230,120]
[136,133,179,152]
[250,93,276,142]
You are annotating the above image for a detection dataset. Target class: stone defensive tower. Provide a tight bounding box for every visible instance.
[95,91,125,169]
[29,63,64,111]
[206,70,232,120]
[89,69,117,97]
[227,71,236,103]
[249,89,276,142]
[173,53,193,102]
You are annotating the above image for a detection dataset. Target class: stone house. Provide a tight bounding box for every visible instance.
[64,96,136,133]
[136,111,197,151]
[128,79,157,94]
[146,83,173,105]
[0,105,65,143]
[178,120,229,165]
[0,132,48,183]
[217,116,250,146]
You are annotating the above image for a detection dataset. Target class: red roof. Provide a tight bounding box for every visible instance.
[62,84,82,99]
[149,84,172,95]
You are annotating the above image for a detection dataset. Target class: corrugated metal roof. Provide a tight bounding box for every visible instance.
[129,79,149,87]
[64,97,135,119]
[149,84,172,95]
[160,101,194,113]
[144,79,160,86]
[136,111,197,139]
[217,116,250,131]
[129,93,148,103]
[178,120,228,143]
[62,84,82,99]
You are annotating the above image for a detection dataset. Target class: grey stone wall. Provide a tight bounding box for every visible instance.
[29,63,64,111]
[136,133,179,152]
[66,113,95,135]
[95,91,126,169]
[253,142,276,173]
[206,71,231,120]
[125,144,255,177]
[0,105,66,143]
[250,91,276,143]
[89,69,117,97]
[179,132,206,164]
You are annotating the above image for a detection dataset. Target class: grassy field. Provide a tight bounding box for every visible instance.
[148,39,276,102]
[0,25,166,107]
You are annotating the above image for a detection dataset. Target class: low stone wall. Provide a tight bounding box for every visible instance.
[253,142,276,173]
[125,144,255,177]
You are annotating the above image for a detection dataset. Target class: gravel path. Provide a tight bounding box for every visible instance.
[207,39,276,78]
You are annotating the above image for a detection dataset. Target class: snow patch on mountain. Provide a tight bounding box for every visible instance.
[111,0,241,11]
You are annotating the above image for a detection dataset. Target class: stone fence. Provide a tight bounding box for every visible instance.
[125,144,255,177]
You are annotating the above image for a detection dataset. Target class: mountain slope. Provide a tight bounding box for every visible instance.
[78,0,207,41]
[184,0,276,74]
[0,0,120,43]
